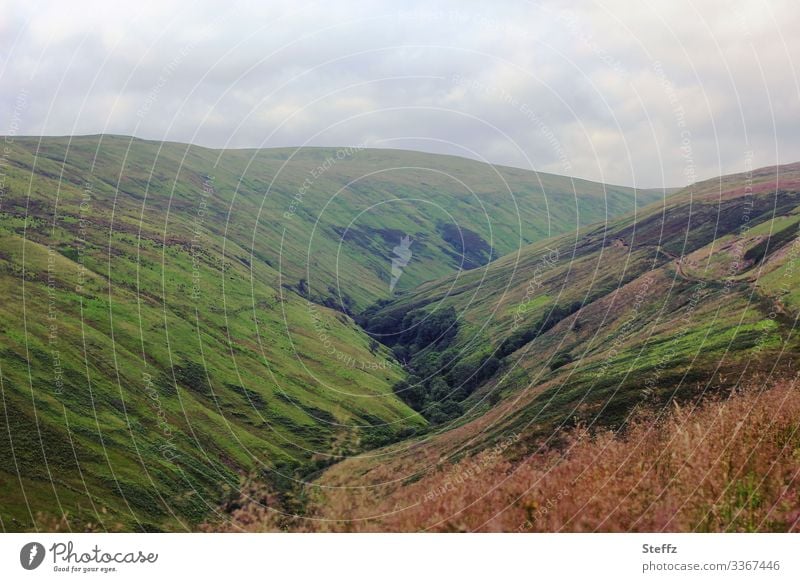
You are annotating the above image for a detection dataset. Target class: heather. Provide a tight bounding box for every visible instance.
[210,379,800,532]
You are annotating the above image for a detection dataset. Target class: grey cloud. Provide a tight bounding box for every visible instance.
[1,0,798,187]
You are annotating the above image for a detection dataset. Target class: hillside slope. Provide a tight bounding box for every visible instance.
[0,135,653,531]
[7,136,663,310]
[0,138,422,531]
[317,162,800,509]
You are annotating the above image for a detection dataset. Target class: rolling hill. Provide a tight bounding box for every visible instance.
[290,161,800,530]
[0,135,658,531]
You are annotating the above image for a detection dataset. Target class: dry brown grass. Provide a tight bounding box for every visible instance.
[208,379,800,532]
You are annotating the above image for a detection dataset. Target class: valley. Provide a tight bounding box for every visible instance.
[0,135,665,531]
[266,161,799,532]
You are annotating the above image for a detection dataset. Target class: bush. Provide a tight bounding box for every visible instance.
[392,376,426,411]
[549,351,573,370]
[499,302,583,357]
[174,360,209,395]
[447,354,500,392]
[429,378,451,401]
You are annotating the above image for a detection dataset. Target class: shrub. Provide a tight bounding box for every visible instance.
[549,351,573,370]
[174,360,209,396]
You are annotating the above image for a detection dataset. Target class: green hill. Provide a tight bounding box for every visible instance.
[351,161,800,470]
[0,135,656,531]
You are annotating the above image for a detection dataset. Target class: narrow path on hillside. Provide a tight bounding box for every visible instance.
[656,246,706,284]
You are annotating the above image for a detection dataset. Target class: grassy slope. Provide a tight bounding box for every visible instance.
[15,136,663,311]
[0,137,414,531]
[0,135,652,531]
[321,162,800,497]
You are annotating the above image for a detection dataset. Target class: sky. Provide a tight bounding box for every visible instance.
[1,0,798,188]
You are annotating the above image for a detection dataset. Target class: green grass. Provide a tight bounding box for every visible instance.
[0,135,657,530]
[366,162,800,446]
[5,135,794,531]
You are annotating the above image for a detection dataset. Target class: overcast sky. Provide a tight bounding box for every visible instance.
[1,0,798,187]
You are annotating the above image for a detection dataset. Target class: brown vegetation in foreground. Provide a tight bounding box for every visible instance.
[208,379,800,532]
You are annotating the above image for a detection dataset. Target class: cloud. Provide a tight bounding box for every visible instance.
[1,0,798,187]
